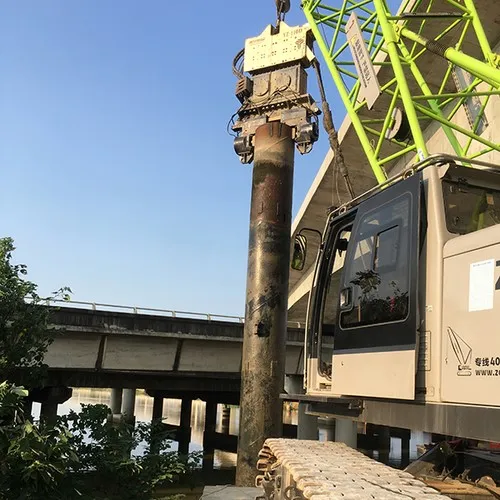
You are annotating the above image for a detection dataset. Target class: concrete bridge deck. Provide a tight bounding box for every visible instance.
[45,302,305,402]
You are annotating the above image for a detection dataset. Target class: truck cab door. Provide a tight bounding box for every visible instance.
[332,173,421,400]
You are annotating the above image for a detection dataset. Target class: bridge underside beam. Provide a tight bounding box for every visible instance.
[46,368,243,398]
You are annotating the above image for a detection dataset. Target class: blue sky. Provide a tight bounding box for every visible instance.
[0,1,348,316]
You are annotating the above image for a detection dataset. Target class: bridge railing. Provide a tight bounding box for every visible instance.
[48,299,305,329]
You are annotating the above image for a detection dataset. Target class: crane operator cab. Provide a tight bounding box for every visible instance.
[293,155,500,408]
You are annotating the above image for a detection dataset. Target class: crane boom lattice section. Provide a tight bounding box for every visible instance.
[302,0,500,183]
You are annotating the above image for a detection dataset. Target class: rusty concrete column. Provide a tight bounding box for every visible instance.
[236,122,295,486]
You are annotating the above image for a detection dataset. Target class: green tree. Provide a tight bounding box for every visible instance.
[59,404,194,500]
[0,238,198,499]
[0,238,78,499]
[0,237,70,385]
[0,382,80,500]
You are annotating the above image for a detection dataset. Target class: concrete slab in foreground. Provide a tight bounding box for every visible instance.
[201,485,261,499]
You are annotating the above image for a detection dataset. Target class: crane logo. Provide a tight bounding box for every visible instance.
[447,327,472,376]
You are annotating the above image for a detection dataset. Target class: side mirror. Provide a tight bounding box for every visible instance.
[291,234,308,271]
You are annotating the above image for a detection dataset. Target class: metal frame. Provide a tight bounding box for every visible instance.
[302,0,500,184]
[304,397,500,442]
[329,153,500,218]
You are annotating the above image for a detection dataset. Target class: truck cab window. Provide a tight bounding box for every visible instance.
[340,194,410,329]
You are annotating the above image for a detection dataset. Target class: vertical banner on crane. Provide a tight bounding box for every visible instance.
[346,12,381,110]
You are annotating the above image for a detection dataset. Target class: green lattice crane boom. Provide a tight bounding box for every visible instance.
[302,0,500,184]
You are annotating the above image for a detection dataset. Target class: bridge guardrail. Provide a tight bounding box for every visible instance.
[48,300,305,329]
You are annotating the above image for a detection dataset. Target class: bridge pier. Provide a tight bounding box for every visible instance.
[40,401,58,425]
[148,394,165,454]
[152,395,164,422]
[385,427,411,467]
[335,418,358,448]
[122,388,136,425]
[30,386,73,426]
[285,375,318,440]
[220,404,231,434]
[203,400,218,471]
[400,429,411,467]
[110,388,123,414]
[319,417,335,442]
[297,402,318,440]
[23,398,33,422]
[178,398,192,456]
[376,425,391,464]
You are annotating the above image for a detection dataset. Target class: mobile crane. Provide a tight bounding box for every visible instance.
[232,0,500,497]
[289,0,500,427]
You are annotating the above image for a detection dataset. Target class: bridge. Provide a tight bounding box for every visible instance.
[31,301,306,463]
[43,301,305,404]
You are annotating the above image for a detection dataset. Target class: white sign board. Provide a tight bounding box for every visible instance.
[244,23,311,73]
[469,259,495,312]
[346,13,381,110]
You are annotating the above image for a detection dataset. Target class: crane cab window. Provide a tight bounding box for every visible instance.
[442,179,500,235]
[340,194,410,329]
[374,225,400,271]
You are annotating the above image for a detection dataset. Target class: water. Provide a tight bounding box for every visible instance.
[32,388,298,469]
[389,430,430,464]
[33,389,425,469]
